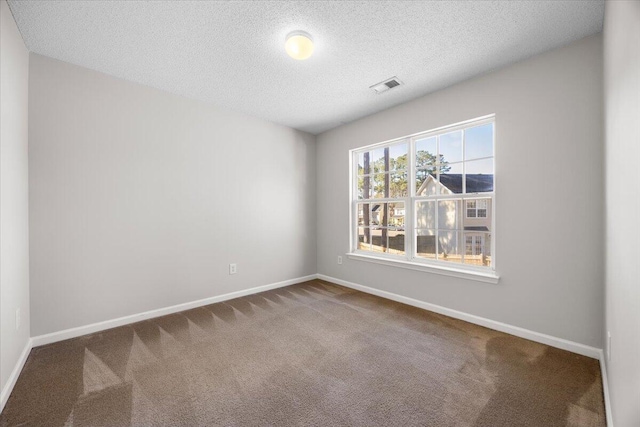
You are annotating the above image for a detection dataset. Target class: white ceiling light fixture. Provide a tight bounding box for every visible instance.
[285,30,314,60]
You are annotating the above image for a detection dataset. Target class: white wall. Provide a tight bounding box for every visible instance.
[28,54,317,336]
[603,1,640,425]
[0,0,30,398]
[317,34,604,348]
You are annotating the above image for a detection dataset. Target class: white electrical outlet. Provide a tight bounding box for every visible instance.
[607,331,611,361]
[337,256,343,265]
[229,263,237,275]
[15,308,21,330]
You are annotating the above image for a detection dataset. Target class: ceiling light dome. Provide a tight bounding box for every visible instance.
[285,31,314,60]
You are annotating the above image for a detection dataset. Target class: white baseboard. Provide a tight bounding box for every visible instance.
[31,274,317,348]
[318,274,602,359]
[0,338,33,413]
[599,350,614,427]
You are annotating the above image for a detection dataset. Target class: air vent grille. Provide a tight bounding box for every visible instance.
[385,80,400,89]
[370,76,403,94]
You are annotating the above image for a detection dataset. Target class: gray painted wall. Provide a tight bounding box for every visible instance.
[28,54,317,336]
[317,34,604,348]
[604,1,640,425]
[0,0,30,394]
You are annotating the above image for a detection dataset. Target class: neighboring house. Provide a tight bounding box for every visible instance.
[371,203,405,228]
[360,173,493,265]
[417,174,493,264]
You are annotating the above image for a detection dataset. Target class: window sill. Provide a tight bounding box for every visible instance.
[346,252,500,284]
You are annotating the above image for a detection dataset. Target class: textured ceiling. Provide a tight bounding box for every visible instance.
[8,1,604,134]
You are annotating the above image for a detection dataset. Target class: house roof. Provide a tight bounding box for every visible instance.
[436,174,494,194]
[464,226,490,232]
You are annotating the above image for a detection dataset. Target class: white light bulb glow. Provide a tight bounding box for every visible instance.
[285,31,314,60]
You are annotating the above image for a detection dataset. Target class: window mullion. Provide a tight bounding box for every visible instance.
[461,129,466,265]
[351,155,357,252]
[436,134,441,260]
[462,129,466,195]
[434,199,439,262]
[408,137,416,260]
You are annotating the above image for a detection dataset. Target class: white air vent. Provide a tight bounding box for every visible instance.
[370,76,403,94]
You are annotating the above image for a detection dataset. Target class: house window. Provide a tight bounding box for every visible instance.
[465,235,484,256]
[351,116,495,273]
[466,199,487,218]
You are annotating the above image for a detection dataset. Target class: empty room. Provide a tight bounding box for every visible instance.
[1,0,638,426]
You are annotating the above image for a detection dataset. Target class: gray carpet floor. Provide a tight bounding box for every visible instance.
[0,279,605,426]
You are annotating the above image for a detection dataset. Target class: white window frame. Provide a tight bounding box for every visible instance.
[348,115,498,284]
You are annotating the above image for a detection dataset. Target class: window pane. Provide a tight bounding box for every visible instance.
[373,173,388,198]
[439,131,463,164]
[389,143,408,170]
[416,168,436,195]
[369,226,385,253]
[357,203,372,226]
[372,147,388,173]
[415,201,436,229]
[465,159,494,193]
[465,123,494,160]
[464,232,491,266]
[463,198,491,229]
[381,203,391,227]
[484,233,492,265]
[388,202,405,229]
[390,171,408,197]
[438,200,462,230]
[438,230,463,263]
[415,136,437,168]
[416,229,436,260]
[439,162,463,194]
[371,203,385,227]
[358,227,372,251]
[462,198,491,266]
[357,175,372,199]
[387,227,405,255]
[357,152,372,175]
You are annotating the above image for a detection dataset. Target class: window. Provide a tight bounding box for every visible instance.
[351,116,495,276]
[466,200,487,218]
